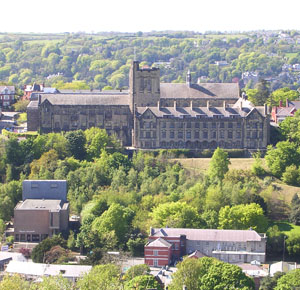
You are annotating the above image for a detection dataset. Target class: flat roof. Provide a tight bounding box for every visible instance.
[15,199,67,211]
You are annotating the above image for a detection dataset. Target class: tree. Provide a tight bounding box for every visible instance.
[218,203,268,232]
[151,202,204,228]
[282,165,300,186]
[92,203,134,246]
[260,272,286,290]
[0,274,30,290]
[125,275,162,290]
[270,87,299,106]
[251,151,265,176]
[279,110,300,144]
[266,225,285,257]
[13,100,30,112]
[286,233,300,257]
[35,275,72,290]
[65,130,86,160]
[77,264,122,290]
[275,269,300,290]
[169,257,254,290]
[31,235,67,263]
[207,147,230,183]
[123,264,150,281]
[265,141,300,178]
[289,193,300,225]
[253,79,269,106]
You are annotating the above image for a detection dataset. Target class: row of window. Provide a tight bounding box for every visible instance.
[159,131,242,140]
[141,121,247,129]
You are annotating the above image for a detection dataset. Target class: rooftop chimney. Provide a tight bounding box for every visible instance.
[207,100,210,110]
[174,100,177,110]
[186,70,191,87]
[223,101,226,110]
[286,98,289,108]
[190,100,193,110]
[264,103,268,116]
[279,100,283,107]
[157,100,161,110]
[38,94,41,105]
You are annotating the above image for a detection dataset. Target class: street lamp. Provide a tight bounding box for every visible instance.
[282,235,287,261]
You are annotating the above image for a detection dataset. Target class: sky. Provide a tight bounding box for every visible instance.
[3,0,300,33]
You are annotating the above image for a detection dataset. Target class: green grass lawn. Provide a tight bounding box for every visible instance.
[271,221,300,237]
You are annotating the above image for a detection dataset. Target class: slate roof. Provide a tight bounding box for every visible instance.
[0,86,15,93]
[151,228,264,242]
[136,106,253,118]
[160,83,239,99]
[15,199,66,211]
[22,180,67,202]
[40,93,130,106]
[146,237,172,248]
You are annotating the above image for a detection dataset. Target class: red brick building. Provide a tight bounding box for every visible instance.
[271,99,300,124]
[0,86,15,107]
[144,238,172,267]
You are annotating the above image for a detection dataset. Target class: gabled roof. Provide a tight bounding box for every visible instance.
[151,228,265,242]
[146,237,172,248]
[188,250,206,259]
[160,83,239,99]
[40,93,130,106]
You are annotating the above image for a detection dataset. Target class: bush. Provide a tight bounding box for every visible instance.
[31,235,67,263]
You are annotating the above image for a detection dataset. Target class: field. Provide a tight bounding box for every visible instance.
[175,157,257,173]
[272,221,300,237]
[176,157,299,213]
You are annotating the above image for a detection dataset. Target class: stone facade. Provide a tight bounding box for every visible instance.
[145,228,267,266]
[27,61,270,150]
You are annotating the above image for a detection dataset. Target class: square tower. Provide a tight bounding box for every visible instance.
[129,61,160,112]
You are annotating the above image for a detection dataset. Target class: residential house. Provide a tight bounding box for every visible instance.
[271,99,300,124]
[0,86,15,107]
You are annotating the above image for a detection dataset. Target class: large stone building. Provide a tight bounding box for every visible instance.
[145,227,267,267]
[27,61,270,150]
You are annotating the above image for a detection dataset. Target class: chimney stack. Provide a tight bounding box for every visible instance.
[207,100,210,110]
[38,94,41,105]
[279,100,283,107]
[186,70,191,87]
[190,100,193,110]
[174,100,177,110]
[286,98,289,108]
[223,101,226,110]
[264,103,268,116]
[157,100,161,110]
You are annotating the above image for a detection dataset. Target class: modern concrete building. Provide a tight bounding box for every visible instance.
[145,228,267,267]
[14,180,69,243]
[27,61,270,150]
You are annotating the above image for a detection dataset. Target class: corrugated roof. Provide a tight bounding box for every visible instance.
[160,83,239,99]
[41,94,130,106]
[5,261,92,278]
[151,228,264,242]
